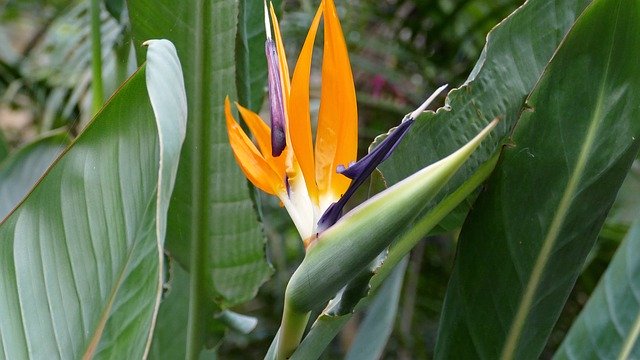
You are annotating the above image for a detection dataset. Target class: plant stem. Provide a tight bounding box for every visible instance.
[277,297,310,360]
[90,0,104,115]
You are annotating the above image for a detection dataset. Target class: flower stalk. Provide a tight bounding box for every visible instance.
[277,298,311,360]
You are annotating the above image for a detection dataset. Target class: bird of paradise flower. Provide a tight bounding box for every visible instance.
[225,0,447,248]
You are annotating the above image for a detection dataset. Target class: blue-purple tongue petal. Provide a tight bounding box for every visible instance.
[316,84,448,232]
[317,118,415,232]
[266,39,286,156]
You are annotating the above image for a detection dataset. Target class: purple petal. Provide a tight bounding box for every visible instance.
[316,118,415,232]
[316,85,448,233]
[266,39,286,157]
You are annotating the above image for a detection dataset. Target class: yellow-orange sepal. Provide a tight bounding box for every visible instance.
[225,96,285,196]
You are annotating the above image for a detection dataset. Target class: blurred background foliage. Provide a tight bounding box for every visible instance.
[0,0,132,148]
[1,0,637,358]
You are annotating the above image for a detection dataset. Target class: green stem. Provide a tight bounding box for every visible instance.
[371,151,501,290]
[90,0,104,114]
[277,297,310,360]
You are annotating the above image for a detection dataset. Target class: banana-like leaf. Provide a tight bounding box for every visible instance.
[149,260,190,360]
[0,39,186,359]
[435,0,640,358]
[148,260,225,359]
[378,0,593,233]
[127,0,272,355]
[554,221,640,359]
[148,256,258,360]
[0,131,69,219]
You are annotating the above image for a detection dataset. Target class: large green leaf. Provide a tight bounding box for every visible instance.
[435,0,640,358]
[554,221,640,359]
[0,40,187,358]
[0,131,69,219]
[127,0,272,356]
[379,0,593,233]
[148,261,227,360]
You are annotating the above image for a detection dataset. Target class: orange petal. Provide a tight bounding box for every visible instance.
[235,102,286,176]
[225,97,285,195]
[315,0,358,201]
[288,2,324,203]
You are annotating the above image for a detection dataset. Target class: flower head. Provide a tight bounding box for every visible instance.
[225,0,445,242]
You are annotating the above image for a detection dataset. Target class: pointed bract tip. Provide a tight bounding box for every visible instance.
[264,0,272,40]
[408,84,448,120]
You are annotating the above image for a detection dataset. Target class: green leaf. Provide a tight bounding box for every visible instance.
[127,0,272,356]
[285,315,349,360]
[435,0,640,358]
[0,131,70,219]
[554,221,640,359]
[345,257,408,360]
[148,260,225,359]
[149,260,191,360]
[378,0,593,232]
[0,39,187,359]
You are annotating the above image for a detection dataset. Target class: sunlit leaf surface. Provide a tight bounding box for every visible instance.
[0,40,186,359]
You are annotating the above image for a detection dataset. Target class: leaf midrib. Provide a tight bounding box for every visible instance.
[499,2,621,358]
[185,0,212,358]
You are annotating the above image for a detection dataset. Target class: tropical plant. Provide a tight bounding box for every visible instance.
[0,0,639,359]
